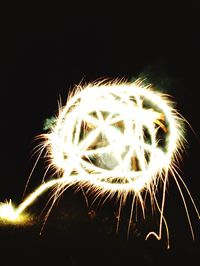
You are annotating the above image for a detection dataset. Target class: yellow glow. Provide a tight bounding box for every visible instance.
[0,200,17,221]
[0,79,198,247]
[0,200,31,225]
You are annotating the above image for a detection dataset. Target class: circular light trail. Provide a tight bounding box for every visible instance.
[0,79,199,247]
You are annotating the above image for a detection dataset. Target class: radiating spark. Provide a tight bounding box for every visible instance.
[0,79,199,247]
[0,200,31,224]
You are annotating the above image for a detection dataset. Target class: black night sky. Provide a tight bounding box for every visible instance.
[0,2,200,265]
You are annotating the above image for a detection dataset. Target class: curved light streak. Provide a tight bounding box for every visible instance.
[0,79,199,247]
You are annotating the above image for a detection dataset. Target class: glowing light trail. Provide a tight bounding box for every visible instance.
[0,79,199,247]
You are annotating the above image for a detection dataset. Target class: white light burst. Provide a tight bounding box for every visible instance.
[0,79,199,247]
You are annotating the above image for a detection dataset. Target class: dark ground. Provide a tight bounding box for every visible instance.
[0,2,200,265]
[0,194,199,265]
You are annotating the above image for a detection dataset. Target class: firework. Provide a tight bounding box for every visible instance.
[0,79,199,247]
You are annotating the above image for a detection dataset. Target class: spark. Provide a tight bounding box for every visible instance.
[0,79,199,247]
[0,200,32,224]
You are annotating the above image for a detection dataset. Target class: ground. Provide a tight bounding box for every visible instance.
[0,192,199,265]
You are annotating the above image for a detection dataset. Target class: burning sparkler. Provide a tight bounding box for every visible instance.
[0,79,199,247]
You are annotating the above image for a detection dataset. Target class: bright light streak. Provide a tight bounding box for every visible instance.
[0,79,199,247]
[0,200,32,224]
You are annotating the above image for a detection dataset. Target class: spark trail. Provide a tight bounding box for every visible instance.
[0,79,199,247]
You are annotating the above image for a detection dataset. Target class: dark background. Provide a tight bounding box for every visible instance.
[0,2,200,265]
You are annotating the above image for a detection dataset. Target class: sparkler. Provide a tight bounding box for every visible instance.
[0,79,199,247]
